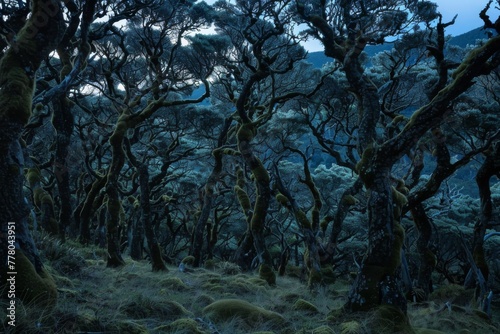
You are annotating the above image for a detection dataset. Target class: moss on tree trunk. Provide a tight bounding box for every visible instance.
[0,0,64,310]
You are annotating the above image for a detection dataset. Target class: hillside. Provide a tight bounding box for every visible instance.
[306,26,493,68]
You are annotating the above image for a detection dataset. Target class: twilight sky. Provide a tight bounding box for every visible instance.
[301,1,499,51]
[434,0,497,36]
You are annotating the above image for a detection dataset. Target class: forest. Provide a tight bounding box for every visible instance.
[0,0,499,333]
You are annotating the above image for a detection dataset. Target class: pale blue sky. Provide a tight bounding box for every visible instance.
[435,0,498,36]
[202,0,499,51]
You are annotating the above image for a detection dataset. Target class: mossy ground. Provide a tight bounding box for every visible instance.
[1,233,499,333]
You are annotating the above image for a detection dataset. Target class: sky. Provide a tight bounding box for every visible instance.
[202,0,499,52]
[434,0,498,36]
[301,0,499,51]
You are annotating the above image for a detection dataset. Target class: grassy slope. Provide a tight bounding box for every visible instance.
[1,232,499,334]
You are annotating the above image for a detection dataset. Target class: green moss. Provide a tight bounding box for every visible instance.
[259,263,276,285]
[204,259,216,269]
[121,295,191,319]
[355,144,375,187]
[236,166,245,188]
[33,187,52,206]
[251,159,270,184]
[193,293,215,308]
[392,186,408,220]
[158,277,190,291]
[342,194,358,206]
[325,306,345,322]
[0,0,62,124]
[202,282,224,293]
[235,185,251,213]
[222,148,240,155]
[368,305,414,334]
[293,298,319,313]
[320,215,333,232]
[0,60,35,124]
[14,250,58,310]
[429,284,473,305]
[296,210,312,229]
[202,299,285,327]
[339,320,362,334]
[424,249,437,268]
[155,318,206,334]
[26,168,42,186]
[413,329,447,334]
[308,268,323,288]
[227,277,267,293]
[182,255,195,265]
[275,193,289,206]
[392,115,407,124]
[285,265,302,278]
[386,222,405,274]
[320,266,336,284]
[108,320,148,334]
[237,122,257,143]
[312,325,335,334]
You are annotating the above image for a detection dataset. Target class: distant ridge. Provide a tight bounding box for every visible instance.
[306,26,493,68]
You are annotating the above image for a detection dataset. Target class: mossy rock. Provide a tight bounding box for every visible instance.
[339,320,362,334]
[158,277,190,291]
[293,298,319,314]
[202,299,286,327]
[367,305,414,334]
[155,318,206,334]
[312,325,335,334]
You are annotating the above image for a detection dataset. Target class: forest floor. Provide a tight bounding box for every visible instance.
[2,233,500,334]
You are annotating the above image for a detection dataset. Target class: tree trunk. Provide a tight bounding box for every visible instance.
[138,164,167,271]
[78,176,106,244]
[191,118,231,267]
[347,164,406,313]
[0,0,64,310]
[237,122,274,282]
[410,203,435,299]
[473,151,498,283]
[52,96,74,242]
